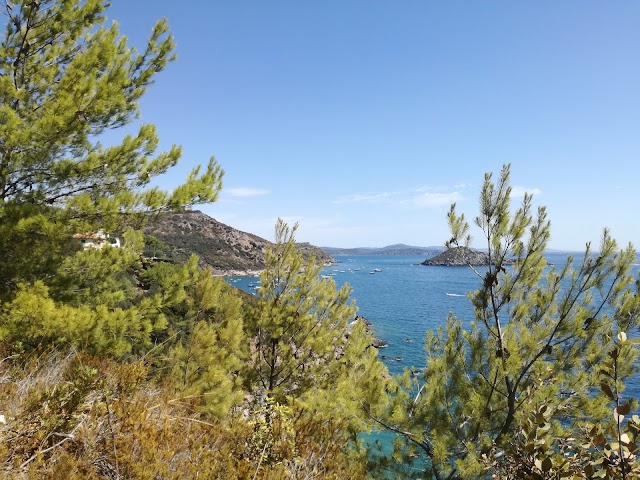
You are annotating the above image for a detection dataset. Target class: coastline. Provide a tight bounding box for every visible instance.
[212,261,334,278]
[212,269,263,277]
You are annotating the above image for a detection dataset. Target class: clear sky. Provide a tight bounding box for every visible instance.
[107,1,640,251]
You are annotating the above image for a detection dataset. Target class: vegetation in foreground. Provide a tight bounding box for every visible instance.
[371,166,640,479]
[0,2,387,477]
[1,1,640,478]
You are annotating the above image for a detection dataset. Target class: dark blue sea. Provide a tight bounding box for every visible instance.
[228,252,640,392]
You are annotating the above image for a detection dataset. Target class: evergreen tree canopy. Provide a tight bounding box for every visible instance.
[376,165,640,479]
[251,219,359,400]
[0,3,389,477]
[248,219,389,431]
[0,0,223,293]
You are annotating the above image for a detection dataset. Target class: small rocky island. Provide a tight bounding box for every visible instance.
[422,246,513,266]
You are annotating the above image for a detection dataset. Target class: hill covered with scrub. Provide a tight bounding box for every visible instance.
[144,210,334,275]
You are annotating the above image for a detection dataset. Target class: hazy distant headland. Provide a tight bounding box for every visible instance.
[322,244,444,256]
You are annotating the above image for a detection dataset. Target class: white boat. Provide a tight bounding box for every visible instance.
[374,268,382,272]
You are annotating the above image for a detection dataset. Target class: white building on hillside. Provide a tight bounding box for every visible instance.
[72,230,121,249]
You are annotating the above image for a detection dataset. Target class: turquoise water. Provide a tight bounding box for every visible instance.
[320,254,481,376]
[227,252,640,391]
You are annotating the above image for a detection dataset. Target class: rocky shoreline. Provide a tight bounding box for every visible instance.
[349,315,388,348]
[212,259,335,278]
[212,268,264,277]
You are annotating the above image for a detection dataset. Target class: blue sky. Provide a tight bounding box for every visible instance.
[108,1,640,250]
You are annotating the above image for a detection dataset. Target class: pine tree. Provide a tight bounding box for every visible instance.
[376,165,640,479]
[248,219,389,427]
[164,268,246,418]
[250,219,357,401]
[0,0,223,294]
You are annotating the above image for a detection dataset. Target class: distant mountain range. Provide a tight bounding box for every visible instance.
[323,245,581,257]
[322,244,445,256]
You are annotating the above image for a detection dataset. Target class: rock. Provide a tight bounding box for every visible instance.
[422,246,514,267]
[371,337,389,348]
[349,315,388,348]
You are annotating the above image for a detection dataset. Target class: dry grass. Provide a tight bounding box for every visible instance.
[0,349,366,479]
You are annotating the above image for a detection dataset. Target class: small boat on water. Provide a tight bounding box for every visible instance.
[374,268,382,272]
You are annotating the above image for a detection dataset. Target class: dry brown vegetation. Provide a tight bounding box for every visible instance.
[0,350,368,479]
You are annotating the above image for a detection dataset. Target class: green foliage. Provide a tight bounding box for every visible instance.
[246,219,390,447]
[0,206,77,295]
[377,165,640,479]
[49,229,143,308]
[0,0,224,297]
[487,334,640,479]
[248,220,389,417]
[163,269,246,418]
[250,219,358,401]
[0,280,167,357]
[0,1,389,477]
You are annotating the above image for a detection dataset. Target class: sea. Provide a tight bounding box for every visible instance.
[228,252,640,382]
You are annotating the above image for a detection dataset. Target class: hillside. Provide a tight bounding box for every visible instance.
[143,211,334,275]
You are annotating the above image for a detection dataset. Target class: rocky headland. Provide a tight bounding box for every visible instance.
[143,210,334,276]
